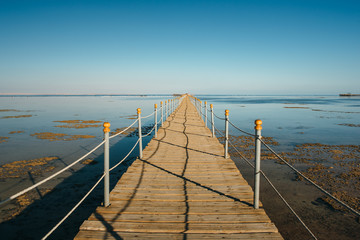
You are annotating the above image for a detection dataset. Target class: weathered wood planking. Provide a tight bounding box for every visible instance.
[74,96,283,239]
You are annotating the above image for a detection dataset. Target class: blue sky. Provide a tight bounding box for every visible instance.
[0,0,359,94]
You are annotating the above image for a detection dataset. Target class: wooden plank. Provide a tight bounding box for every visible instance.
[79,221,279,234]
[87,213,271,223]
[75,231,283,240]
[95,206,267,215]
[74,95,283,239]
[106,200,256,207]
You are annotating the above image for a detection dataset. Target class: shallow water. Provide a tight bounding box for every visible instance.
[200,95,360,148]
[0,95,169,165]
[0,95,359,166]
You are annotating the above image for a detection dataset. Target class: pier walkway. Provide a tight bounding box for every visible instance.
[75,96,283,239]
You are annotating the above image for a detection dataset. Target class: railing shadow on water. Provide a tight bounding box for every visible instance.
[0,131,153,240]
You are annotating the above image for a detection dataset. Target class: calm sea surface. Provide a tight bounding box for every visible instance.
[0,95,359,165]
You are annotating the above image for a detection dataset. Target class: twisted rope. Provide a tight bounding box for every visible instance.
[109,119,138,139]
[0,140,105,207]
[42,173,105,240]
[109,139,140,172]
[228,120,256,137]
[228,141,317,239]
[260,139,360,217]
[141,111,155,119]
[213,112,226,120]
[142,125,156,137]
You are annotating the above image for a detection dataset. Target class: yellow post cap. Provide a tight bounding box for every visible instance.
[155,103,157,108]
[161,101,163,105]
[137,108,141,114]
[225,109,229,116]
[255,119,262,130]
[210,104,213,108]
[103,122,110,133]
[205,101,207,104]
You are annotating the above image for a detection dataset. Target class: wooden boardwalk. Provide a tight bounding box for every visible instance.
[75,96,283,239]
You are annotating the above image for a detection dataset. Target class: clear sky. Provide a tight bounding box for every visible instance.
[0,0,359,95]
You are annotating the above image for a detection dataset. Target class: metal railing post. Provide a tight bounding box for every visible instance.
[154,104,158,138]
[137,108,143,159]
[225,110,229,158]
[196,98,198,113]
[165,100,168,119]
[103,122,110,207]
[199,100,203,119]
[204,101,207,127]
[161,101,163,126]
[168,99,170,117]
[171,99,173,114]
[254,119,262,209]
[210,104,215,137]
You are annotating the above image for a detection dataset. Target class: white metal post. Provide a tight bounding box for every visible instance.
[211,104,215,137]
[224,110,229,158]
[165,100,168,119]
[161,101,163,126]
[168,99,170,117]
[170,99,173,114]
[103,122,110,207]
[204,101,207,127]
[154,104,158,138]
[137,108,143,159]
[254,119,262,209]
[199,100,203,119]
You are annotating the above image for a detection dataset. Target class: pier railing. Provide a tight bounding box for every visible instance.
[189,95,360,240]
[0,95,184,239]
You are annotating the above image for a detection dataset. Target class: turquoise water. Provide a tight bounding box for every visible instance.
[0,95,359,165]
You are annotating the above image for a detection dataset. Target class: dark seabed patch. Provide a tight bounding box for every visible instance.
[53,120,102,129]
[1,115,33,119]
[30,132,95,141]
[8,131,24,134]
[0,157,59,179]
[337,123,360,127]
[0,137,9,143]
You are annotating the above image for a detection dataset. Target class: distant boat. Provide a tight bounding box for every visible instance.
[339,93,360,96]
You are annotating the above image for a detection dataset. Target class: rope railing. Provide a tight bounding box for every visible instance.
[259,169,318,240]
[260,139,360,217]
[142,124,156,137]
[213,112,226,120]
[0,140,105,207]
[141,110,155,119]
[228,120,255,137]
[109,119,138,139]
[42,173,106,240]
[227,139,317,239]
[109,139,140,172]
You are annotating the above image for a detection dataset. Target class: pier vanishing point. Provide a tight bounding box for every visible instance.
[75,95,283,239]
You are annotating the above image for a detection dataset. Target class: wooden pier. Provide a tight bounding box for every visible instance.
[75,96,283,239]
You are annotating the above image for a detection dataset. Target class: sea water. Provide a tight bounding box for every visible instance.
[203,95,360,147]
[0,95,359,166]
[0,95,169,165]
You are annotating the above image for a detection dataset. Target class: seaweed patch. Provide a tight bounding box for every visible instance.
[31,132,95,141]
